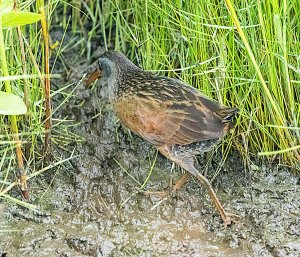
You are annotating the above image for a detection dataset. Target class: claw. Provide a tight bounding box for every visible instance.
[222,212,240,227]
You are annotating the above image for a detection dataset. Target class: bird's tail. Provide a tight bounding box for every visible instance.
[217,107,239,134]
[219,107,239,123]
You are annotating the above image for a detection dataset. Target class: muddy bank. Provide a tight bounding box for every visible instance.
[1,30,300,257]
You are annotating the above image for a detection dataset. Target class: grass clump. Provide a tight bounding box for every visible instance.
[0,0,71,207]
[0,0,46,203]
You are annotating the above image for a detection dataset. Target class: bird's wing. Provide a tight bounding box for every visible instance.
[115,91,235,147]
[140,98,228,146]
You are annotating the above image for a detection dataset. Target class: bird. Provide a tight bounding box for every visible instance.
[85,50,238,226]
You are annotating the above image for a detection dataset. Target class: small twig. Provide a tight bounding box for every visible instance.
[0,154,77,197]
[150,196,169,211]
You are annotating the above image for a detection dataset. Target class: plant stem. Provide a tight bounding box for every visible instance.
[14,1,31,160]
[40,6,52,162]
[0,2,27,197]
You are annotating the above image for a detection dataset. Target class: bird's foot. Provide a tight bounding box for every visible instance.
[221,212,240,227]
[141,173,190,198]
[141,187,181,211]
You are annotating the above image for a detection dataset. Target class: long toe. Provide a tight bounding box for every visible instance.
[222,212,240,227]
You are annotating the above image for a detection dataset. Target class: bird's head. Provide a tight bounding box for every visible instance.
[85,50,140,100]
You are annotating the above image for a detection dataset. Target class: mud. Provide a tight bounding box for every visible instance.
[0,29,300,257]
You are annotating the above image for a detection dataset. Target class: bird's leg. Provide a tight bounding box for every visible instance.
[157,145,235,226]
[143,172,191,197]
[142,162,191,197]
[193,169,234,226]
[173,173,190,190]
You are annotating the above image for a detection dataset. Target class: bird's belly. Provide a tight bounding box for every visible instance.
[114,98,165,145]
[114,100,144,135]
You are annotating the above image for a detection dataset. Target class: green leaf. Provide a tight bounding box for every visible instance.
[2,11,42,28]
[0,91,27,115]
[0,0,14,14]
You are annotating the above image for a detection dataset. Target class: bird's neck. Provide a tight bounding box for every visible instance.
[107,76,118,101]
[110,70,140,101]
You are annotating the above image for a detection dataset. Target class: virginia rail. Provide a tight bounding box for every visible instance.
[86,50,238,226]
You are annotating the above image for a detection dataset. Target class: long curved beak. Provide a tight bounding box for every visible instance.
[84,68,101,88]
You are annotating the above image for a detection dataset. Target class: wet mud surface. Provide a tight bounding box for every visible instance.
[1,30,300,257]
